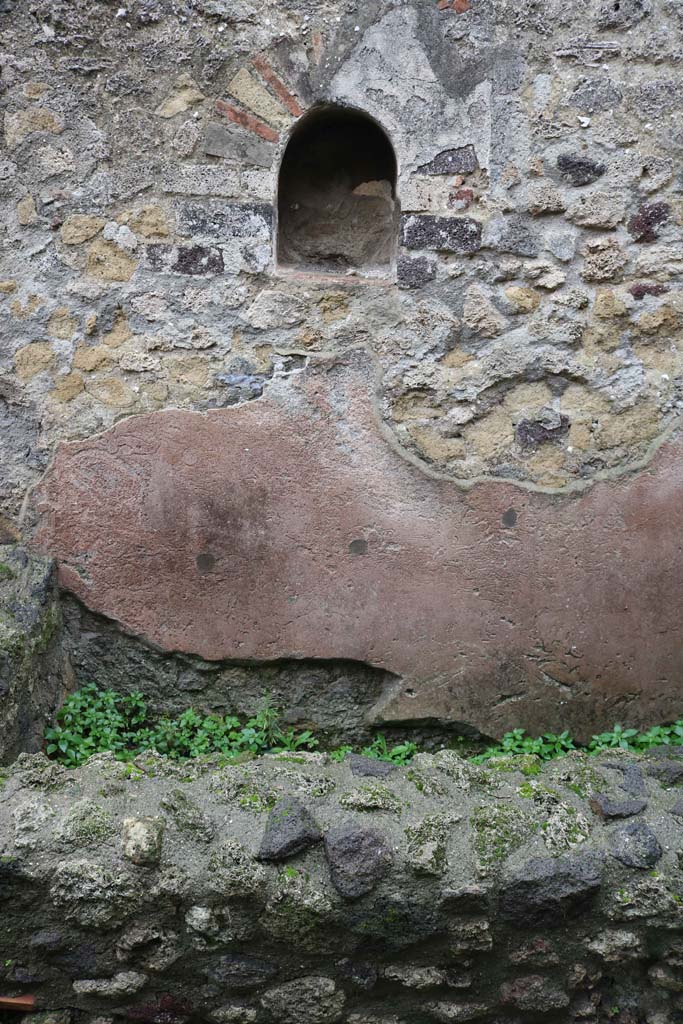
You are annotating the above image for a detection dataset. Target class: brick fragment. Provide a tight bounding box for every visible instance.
[214,99,279,144]
[252,55,303,118]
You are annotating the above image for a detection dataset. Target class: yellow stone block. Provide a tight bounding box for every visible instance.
[48,307,77,340]
[155,74,204,118]
[86,377,135,408]
[60,214,105,245]
[593,289,627,318]
[86,238,137,282]
[504,286,541,313]
[227,68,291,129]
[102,311,133,348]
[52,371,84,403]
[5,107,63,148]
[17,195,37,226]
[73,345,113,372]
[14,342,55,381]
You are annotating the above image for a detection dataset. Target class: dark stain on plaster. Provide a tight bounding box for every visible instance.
[196,552,216,574]
[502,508,517,529]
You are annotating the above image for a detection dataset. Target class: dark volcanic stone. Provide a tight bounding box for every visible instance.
[628,202,670,243]
[258,796,322,861]
[173,245,224,275]
[29,929,70,953]
[401,215,482,254]
[645,749,683,786]
[178,201,272,239]
[500,974,569,1012]
[397,253,436,289]
[346,753,397,779]
[590,794,648,820]
[417,145,479,175]
[557,153,606,187]
[499,852,603,926]
[204,954,279,991]
[146,244,225,275]
[603,761,646,797]
[516,415,569,449]
[440,885,491,915]
[325,824,393,900]
[669,800,683,818]
[609,820,662,869]
[629,282,668,300]
[338,959,379,991]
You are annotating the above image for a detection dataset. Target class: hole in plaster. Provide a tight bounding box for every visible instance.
[276,104,399,275]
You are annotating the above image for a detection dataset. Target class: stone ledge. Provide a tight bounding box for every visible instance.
[2,747,683,1022]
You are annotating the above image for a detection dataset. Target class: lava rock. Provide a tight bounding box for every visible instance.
[515,412,570,449]
[401,215,482,254]
[500,974,569,1012]
[628,202,670,243]
[557,153,606,187]
[609,820,662,869]
[645,750,683,786]
[417,145,479,175]
[261,976,345,1024]
[589,795,648,820]
[146,244,224,275]
[570,77,623,114]
[603,761,646,796]
[204,955,279,992]
[178,201,272,238]
[397,253,436,289]
[499,852,603,926]
[258,797,322,862]
[324,824,393,900]
[346,753,397,779]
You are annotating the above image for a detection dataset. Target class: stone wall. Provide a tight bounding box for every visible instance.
[3,747,683,1023]
[2,0,683,735]
[0,546,63,765]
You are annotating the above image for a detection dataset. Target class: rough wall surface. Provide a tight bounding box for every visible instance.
[2,0,683,732]
[3,747,683,1023]
[0,547,62,765]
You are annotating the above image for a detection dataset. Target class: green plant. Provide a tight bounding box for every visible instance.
[589,720,683,753]
[45,683,149,766]
[471,728,576,764]
[471,719,683,765]
[44,687,683,772]
[330,745,353,762]
[45,687,319,767]
[360,734,418,765]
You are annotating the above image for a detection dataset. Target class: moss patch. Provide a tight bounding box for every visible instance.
[471,803,536,872]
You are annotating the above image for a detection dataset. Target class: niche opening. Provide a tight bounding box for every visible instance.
[277,105,399,276]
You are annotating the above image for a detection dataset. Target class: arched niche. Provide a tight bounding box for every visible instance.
[276,104,399,275]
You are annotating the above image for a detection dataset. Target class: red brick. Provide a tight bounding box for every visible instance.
[214,99,279,143]
[251,55,303,118]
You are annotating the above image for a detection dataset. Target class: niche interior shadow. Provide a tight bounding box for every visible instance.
[277,105,399,275]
